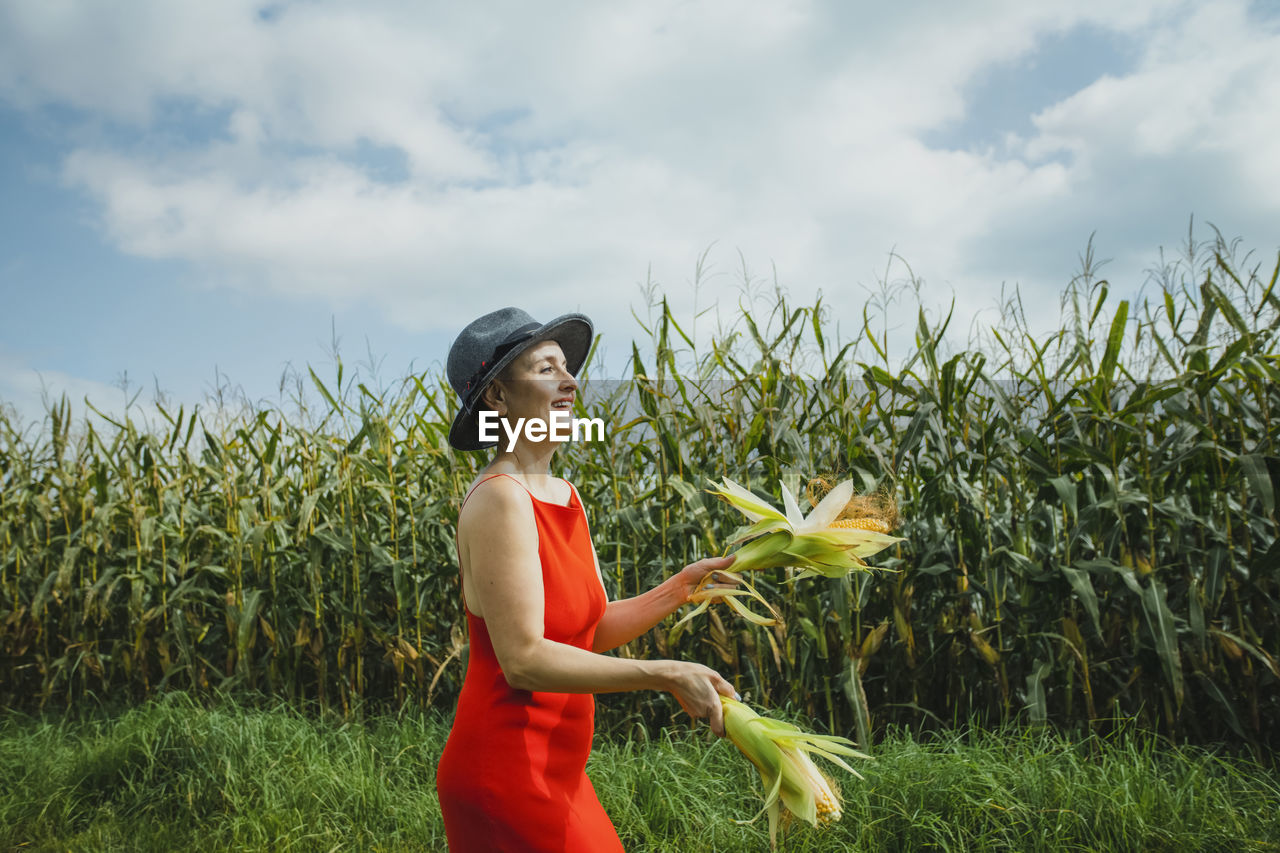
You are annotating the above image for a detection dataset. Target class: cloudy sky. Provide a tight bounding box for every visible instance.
[2,0,1277,426]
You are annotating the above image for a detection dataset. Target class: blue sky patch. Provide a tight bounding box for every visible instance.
[924,24,1138,156]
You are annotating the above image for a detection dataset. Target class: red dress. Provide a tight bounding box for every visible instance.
[436,474,624,852]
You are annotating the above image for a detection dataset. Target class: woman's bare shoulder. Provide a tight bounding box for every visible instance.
[459,474,532,527]
[456,476,540,617]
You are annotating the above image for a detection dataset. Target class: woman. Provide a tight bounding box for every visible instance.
[435,307,738,852]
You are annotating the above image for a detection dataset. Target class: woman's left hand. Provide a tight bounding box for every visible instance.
[674,554,739,602]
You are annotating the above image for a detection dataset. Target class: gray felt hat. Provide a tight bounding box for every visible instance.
[446,307,594,450]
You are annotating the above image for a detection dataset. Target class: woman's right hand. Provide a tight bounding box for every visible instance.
[661,660,738,737]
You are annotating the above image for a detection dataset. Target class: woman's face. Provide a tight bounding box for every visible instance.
[482,340,577,436]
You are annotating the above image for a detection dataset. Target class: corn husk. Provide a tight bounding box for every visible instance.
[709,477,904,577]
[674,569,781,629]
[677,478,904,625]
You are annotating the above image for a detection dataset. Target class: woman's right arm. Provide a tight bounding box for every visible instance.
[459,476,736,735]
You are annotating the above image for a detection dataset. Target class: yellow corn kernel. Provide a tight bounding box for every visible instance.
[828,517,891,534]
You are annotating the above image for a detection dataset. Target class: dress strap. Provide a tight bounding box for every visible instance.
[460,472,573,510]
[459,473,521,513]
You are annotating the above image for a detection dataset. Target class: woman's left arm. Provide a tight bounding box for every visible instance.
[591,555,735,652]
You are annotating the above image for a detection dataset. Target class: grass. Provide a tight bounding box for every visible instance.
[1,693,1277,852]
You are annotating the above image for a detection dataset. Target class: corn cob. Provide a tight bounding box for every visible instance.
[719,694,870,849]
[828,517,892,533]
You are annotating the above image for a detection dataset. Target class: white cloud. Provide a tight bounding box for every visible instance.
[1026,0,1280,187]
[0,354,138,429]
[2,0,1277,368]
[973,0,1280,309]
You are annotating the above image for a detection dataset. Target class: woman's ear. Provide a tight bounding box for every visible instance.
[481,380,506,415]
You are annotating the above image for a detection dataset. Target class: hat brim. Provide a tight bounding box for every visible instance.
[448,313,594,451]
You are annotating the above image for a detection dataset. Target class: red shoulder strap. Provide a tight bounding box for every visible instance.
[460,472,528,512]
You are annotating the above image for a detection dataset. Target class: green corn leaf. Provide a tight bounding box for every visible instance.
[1024,659,1052,725]
[1099,300,1129,385]
[1060,565,1101,637]
[1141,579,1184,708]
[1238,453,1275,515]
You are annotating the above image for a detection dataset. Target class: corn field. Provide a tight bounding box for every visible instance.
[2,234,1277,752]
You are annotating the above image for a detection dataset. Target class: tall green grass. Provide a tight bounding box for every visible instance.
[1,231,1277,750]
[1,695,1277,852]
